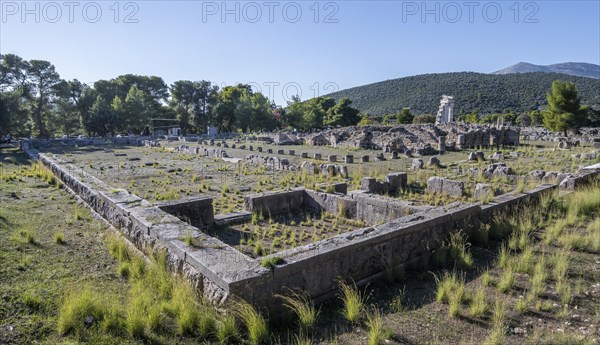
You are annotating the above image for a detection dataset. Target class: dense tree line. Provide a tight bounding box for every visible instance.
[1,54,363,138]
[326,72,600,116]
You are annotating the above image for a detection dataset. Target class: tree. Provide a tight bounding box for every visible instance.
[412,114,436,124]
[543,80,589,135]
[213,84,251,132]
[192,80,218,132]
[83,95,117,136]
[357,115,373,126]
[396,108,413,124]
[529,110,543,125]
[324,98,360,127]
[27,60,62,138]
[123,85,150,132]
[0,54,31,136]
[52,79,87,136]
[284,95,306,130]
[516,113,532,127]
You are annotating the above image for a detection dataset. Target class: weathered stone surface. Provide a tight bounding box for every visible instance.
[474,183,493,201]
[360,173,406,195]
[427,177,464,197]
[490,152,504,160]
[529,170,545,181]
[244,189,304,214]
[427,156,442,168]
[412,159,424,170]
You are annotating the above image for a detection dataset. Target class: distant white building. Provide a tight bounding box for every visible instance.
[435,95,455,124]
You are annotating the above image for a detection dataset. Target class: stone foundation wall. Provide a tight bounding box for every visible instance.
[27,147,599,316]
[158,198,215,229]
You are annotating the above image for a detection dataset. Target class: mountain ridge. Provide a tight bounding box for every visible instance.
[494,62,600,79]
[325,72,600,116]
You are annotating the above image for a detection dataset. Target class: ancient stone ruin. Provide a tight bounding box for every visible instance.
[435,95,455,124]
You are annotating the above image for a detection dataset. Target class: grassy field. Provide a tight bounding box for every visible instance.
[1,146,599,344]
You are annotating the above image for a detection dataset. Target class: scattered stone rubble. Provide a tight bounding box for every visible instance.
[297,124,520,155]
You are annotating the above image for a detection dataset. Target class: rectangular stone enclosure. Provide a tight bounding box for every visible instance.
[27,147,600,315]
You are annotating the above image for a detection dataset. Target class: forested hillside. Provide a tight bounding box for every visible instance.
[326,72,600,116]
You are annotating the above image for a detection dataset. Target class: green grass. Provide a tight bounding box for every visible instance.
[53,231,65,244]
[496,268,515,293]
[260,256,284,270]
[216,314,239,344]
[57,288,111,336]
[366,309,385,345]
[339,281,366,324]
[236,301,268,345]
[278,291,319,332]
[448,231,474,269]
[469,289,488,317]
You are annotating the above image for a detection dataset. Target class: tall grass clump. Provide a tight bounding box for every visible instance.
[531,256,548,297]
[216,314,238,344]
[54,231,65,244]
[366,309,385,345]
[551,250,570,281]
[496,268,515,293]
[483,300,508,345]
[469,289,488,317]
[57,288,109,336]
[448,231,474,269]
[339,281,366,324]
[108,234,130,263]
[434,271,465,310]
[237,301,268,345]
[490,215,514,240]
[278,291,319,333]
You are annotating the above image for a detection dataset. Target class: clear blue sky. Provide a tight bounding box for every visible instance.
[1,0,599,106]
